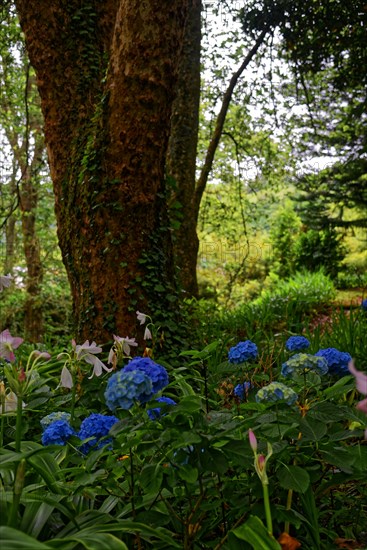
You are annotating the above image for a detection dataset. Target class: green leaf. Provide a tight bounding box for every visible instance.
[176,395,203,413]
[299,418,327,441]
[277,465,310,493]
[319,448,354,473]
[55,533,128,550]
[232,516,281,549]
[140,464,163,493]
[178,464,198,484]
[0,527,53,549]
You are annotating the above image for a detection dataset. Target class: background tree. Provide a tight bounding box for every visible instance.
[0,10,46,341]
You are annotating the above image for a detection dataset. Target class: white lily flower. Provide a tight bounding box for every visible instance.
[136,311,147,325]
[87,354,112,378]
[122,336,138,355]
[144,327,152,340]
[73,340,103,359]
[108,347,116,365]
[112,335,138,357]
[60,366,73,388]
[0,274,12,292]
[71,339,112,377]
[0,391,26,414]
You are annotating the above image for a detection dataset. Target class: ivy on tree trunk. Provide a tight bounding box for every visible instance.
[15,0,189,341]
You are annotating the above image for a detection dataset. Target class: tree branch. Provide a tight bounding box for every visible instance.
[194,27,268,219]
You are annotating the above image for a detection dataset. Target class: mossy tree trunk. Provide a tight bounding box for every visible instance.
[167,0,201,298]
[15,0,188,342]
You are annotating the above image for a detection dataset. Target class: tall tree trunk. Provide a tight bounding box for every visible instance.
[167,0,201,297]
[16,0,189,342]
[20,165,43,342]
[4,215,16,275]
[4,168,17,275]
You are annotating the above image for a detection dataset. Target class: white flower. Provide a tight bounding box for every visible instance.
[72,339,112,378]
[108,347,116,365]
[0,391,26,414]
[0,274,12,292]
[60,366,73,388]
[122,336,138,355]
[108,335,138,365]
[136,311,147,325]
[144,326,152,340]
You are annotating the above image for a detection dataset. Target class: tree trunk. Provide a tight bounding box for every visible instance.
[15,0,189,342]
[166,0,201,297]
[20,165,43,342]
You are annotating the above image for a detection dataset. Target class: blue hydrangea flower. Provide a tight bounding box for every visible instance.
[147,397,177,420]
[42,420,75,446]
[233,382,252,401]
[285,336,310,352]
[105,369,153,411]
[255,382,298,406]
[123,357,169,397]
[315,348,352,376]
[40,412,71,430]
[78,413,118,453]
[281,353,328,378]
[228,340,258,364]
[362,299,367,311]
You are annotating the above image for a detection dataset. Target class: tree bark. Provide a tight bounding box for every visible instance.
[15,0,189,342]
[20,163,43,342]
[167,0,201,297]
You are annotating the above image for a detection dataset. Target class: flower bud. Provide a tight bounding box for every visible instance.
[18,368,26,383]
[248,429,257,453]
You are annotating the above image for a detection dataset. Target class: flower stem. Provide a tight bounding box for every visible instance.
[285,488,293,534]
[262,482,273,536]
[70,383,77,425]
[15,392,23,453]
[8,459,26,528]
[0,392,5,447]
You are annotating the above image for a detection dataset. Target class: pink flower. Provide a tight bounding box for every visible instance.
[248,429,258,453]
[348,360,367,438]
[348,361,367,395]
[0,330,24,363]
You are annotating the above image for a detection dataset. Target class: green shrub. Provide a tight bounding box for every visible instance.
[252,270,336,317]
[294,228,345,279]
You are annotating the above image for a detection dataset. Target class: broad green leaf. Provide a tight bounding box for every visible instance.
[27,452,63,493]
[299,418,327,441]
[0,527,53,549]
[20,501,55,538]
[52,533,128,550]
[277,465,310,493]
[171,374,196,396]
[176,395,203,412]
[232,516,281,549]
[320,448,354,473]
[178,464,198,483]
[140,464,163,493]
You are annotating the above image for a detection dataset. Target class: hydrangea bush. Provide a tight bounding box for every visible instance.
[285,335,310,352]
[315,347,352,376]
[228,340,258,364]
[1,306,367,549]
[104,369,153,410]
[255,381,299,405]
[281,353,328,377]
